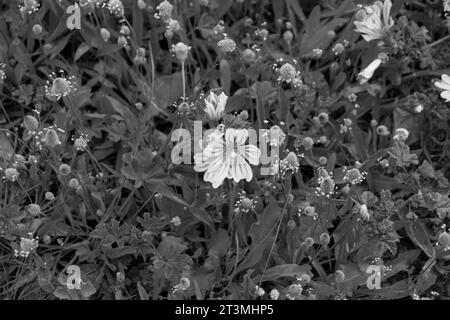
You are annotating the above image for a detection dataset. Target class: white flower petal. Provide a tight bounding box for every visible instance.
[441,91,450,102]
[435,81,450,91]
[243,145,261,165]
[441,74,450,84]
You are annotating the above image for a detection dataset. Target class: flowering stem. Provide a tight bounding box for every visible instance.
[181,60,186,101]
[255,184,289,299]
[228,180,237,233]
[236,52,257,127]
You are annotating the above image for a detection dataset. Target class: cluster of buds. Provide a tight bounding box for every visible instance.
[154,0,182,40]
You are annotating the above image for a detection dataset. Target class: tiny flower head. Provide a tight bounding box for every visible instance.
[32,24,43,35]
[108,0,125,16]
[178,277,190,290]
[318,156,327,165]
[137,0,146,9]
[268,125,286,147]
[318,112,329,124]
[101,28,111,41]
[255,28,269,40]
[217,38,236,53]
[393,128,409,141]
[304,237,315,248]
[5,167,19,181]
[45,72,77,101]
[166,18,181,33]
[16,236,39,258]
[156,0,173,20]
[283,30,293,42]
[172,42,191,62]
[42,129,61,148]
[278,63,298,83]
[74,135,89,151]
[235,193,256,213]
[280,151,299,175]
[269,289,280,300]
[287,219,296,229]
[319,233,330,245]
[133,47,147,65]
[0,63,5,81]
[117,36,129,48]
[301,136,314,150]
[241,48,256,63]
[45,192,55,200]
[69,178,80,189]
[317,175,335,197]
[303,205,316,217]
[332,43,345,55]
[27,204,41,216]
[376,125,390,136]
[438,231,450,248]
[23,115,39,131]
[345,167,365,184]
[255,285,265,297]
[20,0,40,14]
[287,283,302,297]
[120,25,130,36]
[170,216,181,226]
[58,164,71,176]
[335,270,345,283]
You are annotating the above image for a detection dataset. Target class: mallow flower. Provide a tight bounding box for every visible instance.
[204,91,227,121]
[354,0,394,42]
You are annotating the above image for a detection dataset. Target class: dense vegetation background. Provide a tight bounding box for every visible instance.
[0,0,449,300]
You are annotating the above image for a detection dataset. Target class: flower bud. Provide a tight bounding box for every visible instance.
[101,28,111,42]
[319,232,330,245]
[217,38,236,53]
[287,219,296,230]
[269,289,280,300]
[283,30,293,42]
[32,24,43,35]
[69,178,80,188]
[5,168,19,181]
[172,42,191,61]
[438,231,450,247]
[58,164,71,176]
[27,204,41,216]
[43,129,61,148]
[335,270,345,283]
[45,192,55,200]
[23,115,39,131]
[359,204,370,220]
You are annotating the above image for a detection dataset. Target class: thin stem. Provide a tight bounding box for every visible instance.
[255,189,289,299]
[181,60,186,101]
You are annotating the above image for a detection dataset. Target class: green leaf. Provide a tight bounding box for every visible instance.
[0,132,14,161]
[398,208,435,258]
[219,59,231,95]
[137,281,149,300]
[235,203,281,274]
[74,42,91,61]
[260,264,312,282]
